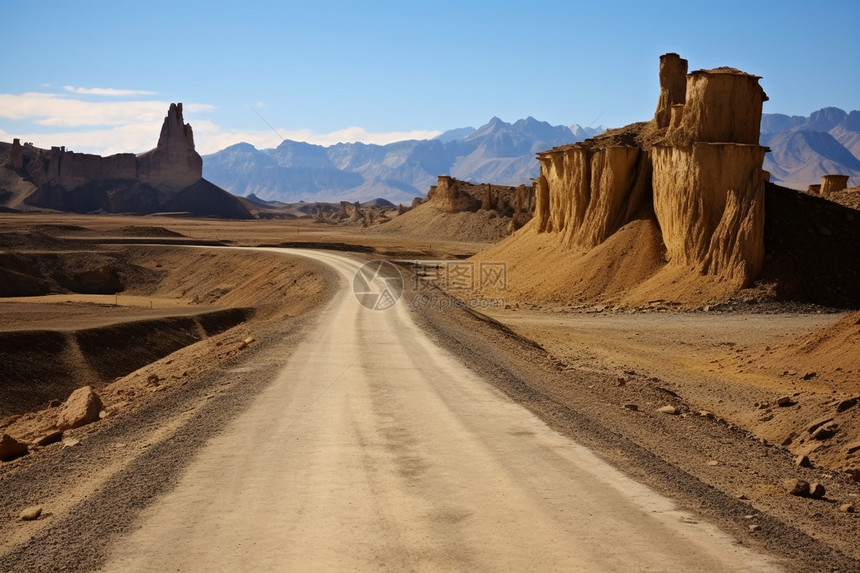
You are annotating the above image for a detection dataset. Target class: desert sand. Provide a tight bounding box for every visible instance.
[0,213,858,571]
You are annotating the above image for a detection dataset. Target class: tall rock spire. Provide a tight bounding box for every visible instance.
[138,102,203,189]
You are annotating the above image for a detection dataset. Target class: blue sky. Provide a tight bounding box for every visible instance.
[2,0,858,155]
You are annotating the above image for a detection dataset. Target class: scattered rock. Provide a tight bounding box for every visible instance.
[809,483,826,499]
[795,454,812,468]
[146,373,160,387]
[56,386,103,431]
[776,396,795,407]
[243,336,255,345]
[839,503,855,513]
[801,371,817,380]
[748,524,761,532]
[657,405,679,415]
[807,417,834,434]
[706,460,719,466]
[784,478,810,497]
[623,403,639,412]
[0,433,29,462]
[836,396,859,413]
[19,506,42,521]
[616,376,627,387]
[32,431,63,448]
[812,422,839,441]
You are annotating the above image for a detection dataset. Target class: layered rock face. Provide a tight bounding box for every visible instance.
[534,53,770,288]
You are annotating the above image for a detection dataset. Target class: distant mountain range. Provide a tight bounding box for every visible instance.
[202,118,604,204]
[202,108,860,204]
[761,107,860,190]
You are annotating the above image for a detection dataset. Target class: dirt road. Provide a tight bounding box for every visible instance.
[100,249,781,572]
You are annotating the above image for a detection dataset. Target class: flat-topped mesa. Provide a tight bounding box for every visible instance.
[664,67,768,146]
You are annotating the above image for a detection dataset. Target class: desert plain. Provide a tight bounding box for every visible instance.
[0,213,857,571]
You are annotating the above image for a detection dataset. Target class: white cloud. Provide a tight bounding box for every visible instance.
[0,92,213,127]
[0,91,441,155]
[63,86,158,96]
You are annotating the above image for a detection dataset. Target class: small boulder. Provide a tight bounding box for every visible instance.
[19,506,42,521]
[783,478,810,497]
[836,396,859,413]
[56,386,103,431]
[839,503,855,513]
[748,524,761,532]
[795,455,812,468]
[657,405,679,415]
[623,403,639,411]
[812,422,838,441]
[776,396,795,407]
[0,434,29,462]
[809,483,826,499]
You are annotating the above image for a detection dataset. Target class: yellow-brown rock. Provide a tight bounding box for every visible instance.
[535,146,649,250]
[654,53,688,129]
[667,68,768,145]
[531,53,770,292]
[652,143,767,285]
[821,174,850,196]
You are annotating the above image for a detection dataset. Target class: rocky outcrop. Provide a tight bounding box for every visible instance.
[820,174,850,195]
[2,104,251,218]
[654,53,688,129]
[0,433,28,462]
[136,103,203,190]
[24,104,201,192]
[533,54,770,289]
[55,386,103,431]
[427,175,534,231]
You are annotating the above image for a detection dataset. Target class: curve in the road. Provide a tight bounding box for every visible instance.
[101,248,782,572]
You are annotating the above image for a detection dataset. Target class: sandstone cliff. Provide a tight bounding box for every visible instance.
[528,53,770,298]
[0,104,250,218]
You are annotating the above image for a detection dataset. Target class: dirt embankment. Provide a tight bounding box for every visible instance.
[0,226,333,452]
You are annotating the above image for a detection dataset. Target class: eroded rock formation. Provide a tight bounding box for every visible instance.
[820,174,850,196]
[1,104,250,218]
[534,54,770,288]
[427,175,534,231]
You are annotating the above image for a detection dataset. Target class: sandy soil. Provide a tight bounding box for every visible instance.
[484,308,860,477]
[0,213,858,571]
